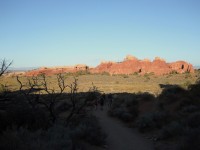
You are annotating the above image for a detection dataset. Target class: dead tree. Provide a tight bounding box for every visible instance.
[66,82,100,125]
[17,73,67,123]
[66,77,78,124]
[16,75,42,108]
[0,59,12,105]
[0,59,12,77]
[17,73,99,125]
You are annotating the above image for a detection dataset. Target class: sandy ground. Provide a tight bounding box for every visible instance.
[93,108,154,150]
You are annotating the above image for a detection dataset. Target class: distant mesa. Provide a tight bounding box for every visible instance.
[24,55,194,76]
[25,64,89,76]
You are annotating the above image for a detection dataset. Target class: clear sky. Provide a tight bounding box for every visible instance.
[0,0,200,67]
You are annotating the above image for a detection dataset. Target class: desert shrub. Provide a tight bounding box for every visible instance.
[183,80,191,88]
[0,115,107,150]
[132,72,138,75]
[159,121,184,140]
[109,93,156,123]
[183,112,200,128]
[56,102,71,114]
[143,73,154,81]
[126,98,138,106]
[75,70,90,76]
[184,73,192,79]
[166,74,172,78]
[109,97,139,122]
[179,97,194,108]
[0,93,51,132]
[189,82,200,98]
[180,128,200,150]
[170,70,178,74]
[144,73,149,78]
[136,92,155,102]
[119,112,133,122]
[121,74,129,78]
[158,86,187,104]
[181,105,199,113]
[125,99,139,118]
[176,96,200,113]
[100,72,110,76]
[2,105,50,131]
[0,84,7,93]
[109,107,133,122]
[144,78,150,82]
[69,115,107,146]
[109,107,125,117]
[110,98,125,108]
[143,72,154,77]
[0,125,73,150]
[136,111,170,132]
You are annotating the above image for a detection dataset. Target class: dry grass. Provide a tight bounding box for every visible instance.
[0,71,199,94]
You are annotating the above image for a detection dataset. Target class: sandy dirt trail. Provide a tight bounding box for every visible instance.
[94,109,154,150]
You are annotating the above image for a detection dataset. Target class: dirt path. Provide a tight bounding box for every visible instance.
[94,109,154,150]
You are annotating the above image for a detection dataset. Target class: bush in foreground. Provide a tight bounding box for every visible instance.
[0,115,107,150]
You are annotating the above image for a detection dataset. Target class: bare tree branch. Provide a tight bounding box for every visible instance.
[0,59,12,76]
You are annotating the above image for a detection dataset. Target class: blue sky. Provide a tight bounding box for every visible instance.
[0,0,200,67]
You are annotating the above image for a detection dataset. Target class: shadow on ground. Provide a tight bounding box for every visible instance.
[0,81,200,150]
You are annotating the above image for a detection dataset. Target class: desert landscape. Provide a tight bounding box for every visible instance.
[1,0,200,150]
[0,56,200,150]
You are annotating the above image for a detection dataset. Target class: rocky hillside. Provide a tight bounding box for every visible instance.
[25,55,194,76]
[91,55,194,75]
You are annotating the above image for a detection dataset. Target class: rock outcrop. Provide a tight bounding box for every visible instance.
[25,55,194,76]
[169,61,194,74]
[90,55,194,75]
[25,65,89,76]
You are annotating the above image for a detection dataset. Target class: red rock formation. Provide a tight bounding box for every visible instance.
[25,55,194,76]
[25,65,88,76]
[169,61,194,73]
[91,55,194,75]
